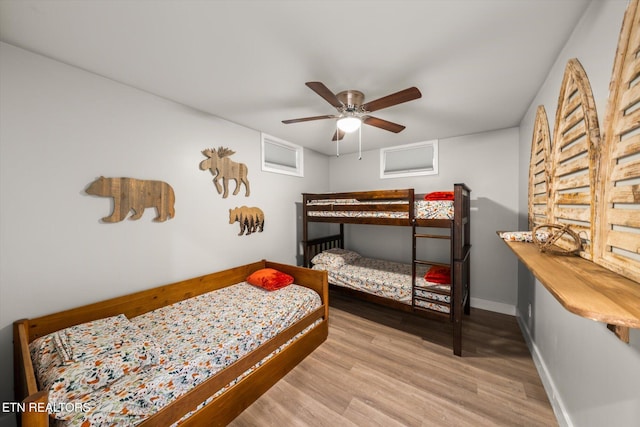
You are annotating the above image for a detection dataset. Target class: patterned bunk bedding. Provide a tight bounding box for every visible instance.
[306,199,454,220]
[311,249,451,313]
[29,282,322,426]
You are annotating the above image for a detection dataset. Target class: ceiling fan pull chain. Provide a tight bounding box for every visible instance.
[358,125,362,160]
[336,121,340,157]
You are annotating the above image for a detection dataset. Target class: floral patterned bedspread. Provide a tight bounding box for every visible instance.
[415,200,454,220]
[313,257,450,304]
[307,200,454,220]
[29,283,321,426]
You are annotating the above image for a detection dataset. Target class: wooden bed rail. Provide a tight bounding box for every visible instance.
[21,260,283,341]
[13,321,39,399]
[303,188,414,202]
[13,320,50,427]
[19,391,49,427]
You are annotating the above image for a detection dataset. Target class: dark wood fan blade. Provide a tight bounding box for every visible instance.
[361,87,422,113]
[282,115,338,124]
[363,116,406,133]
[332,129,345,141]
[306,82,343,109]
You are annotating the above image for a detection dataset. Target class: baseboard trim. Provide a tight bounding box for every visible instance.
[515,308,572,427]
[470,297,515,315]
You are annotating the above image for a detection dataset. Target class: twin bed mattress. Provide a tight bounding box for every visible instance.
[29,282,322,426]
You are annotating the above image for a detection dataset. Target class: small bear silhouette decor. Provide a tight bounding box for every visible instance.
[199,147,250,198]
[86,176,175,223]
[229,206,264,236]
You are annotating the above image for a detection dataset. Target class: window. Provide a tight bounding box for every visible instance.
[380,140,438,179]
[261,133,304,177]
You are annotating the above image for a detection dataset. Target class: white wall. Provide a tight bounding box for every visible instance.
[327,127,520,315]
[517,1,640,426]
[0,42,329,426]
[4,2,638,426]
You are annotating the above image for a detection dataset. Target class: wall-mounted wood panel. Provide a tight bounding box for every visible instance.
[550,58,601,260]
[528,105,552,230]
[596,0,640,284]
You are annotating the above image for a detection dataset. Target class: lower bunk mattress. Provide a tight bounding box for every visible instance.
[311,250,451,313]
[29,282,322,426]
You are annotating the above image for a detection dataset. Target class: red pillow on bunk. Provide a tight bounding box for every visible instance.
[424,191,454,201]
[246,268,295,291]
[425,265,451,284]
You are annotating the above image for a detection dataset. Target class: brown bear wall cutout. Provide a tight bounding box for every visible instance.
[86,176,175,222]
[229,206,264,236]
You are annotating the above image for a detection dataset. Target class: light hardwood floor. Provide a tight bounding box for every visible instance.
[230,291,557,426]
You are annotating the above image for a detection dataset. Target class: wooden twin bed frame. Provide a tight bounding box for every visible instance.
[13,260,329,427]
[302,183,471,356]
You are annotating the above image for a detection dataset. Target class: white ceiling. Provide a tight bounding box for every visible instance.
[0,0,591,156]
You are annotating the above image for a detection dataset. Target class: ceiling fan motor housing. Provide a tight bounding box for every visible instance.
[337,90,365,112]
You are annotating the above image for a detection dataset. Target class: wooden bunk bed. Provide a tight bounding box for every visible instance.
[14,260,328,427]
[302,183,471,356]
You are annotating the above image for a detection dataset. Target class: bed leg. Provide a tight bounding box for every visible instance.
[453,259,463,356]
[464,254,471,316]
[453,322,462,357]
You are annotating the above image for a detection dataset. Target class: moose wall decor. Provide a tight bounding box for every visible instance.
[200,147,250,198]
[229,206,264,236]
[86,176,175,223]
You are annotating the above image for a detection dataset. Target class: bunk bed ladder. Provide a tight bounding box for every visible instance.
[411,183,471,357]
[411,223,454,319]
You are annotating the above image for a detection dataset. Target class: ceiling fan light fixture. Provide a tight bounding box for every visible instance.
[337,116,361,133]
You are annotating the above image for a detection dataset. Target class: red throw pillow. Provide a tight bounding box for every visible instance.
[424,191,455,201]
[425,265,451,284]
[246,268,294,291]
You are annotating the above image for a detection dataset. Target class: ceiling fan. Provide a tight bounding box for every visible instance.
[282,82,422,141]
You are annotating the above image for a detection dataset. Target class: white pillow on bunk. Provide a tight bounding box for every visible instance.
[311,248,360,268]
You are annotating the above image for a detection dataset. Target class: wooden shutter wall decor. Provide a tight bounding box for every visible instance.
[549,58,601,260]
[528,105,552,230]
[524,0,640,342]
[595,0,640,284]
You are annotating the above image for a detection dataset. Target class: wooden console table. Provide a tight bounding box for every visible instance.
[499,235,640,342]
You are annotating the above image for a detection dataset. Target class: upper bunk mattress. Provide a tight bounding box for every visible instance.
[306,199,454,220]
[29,282,322,426]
